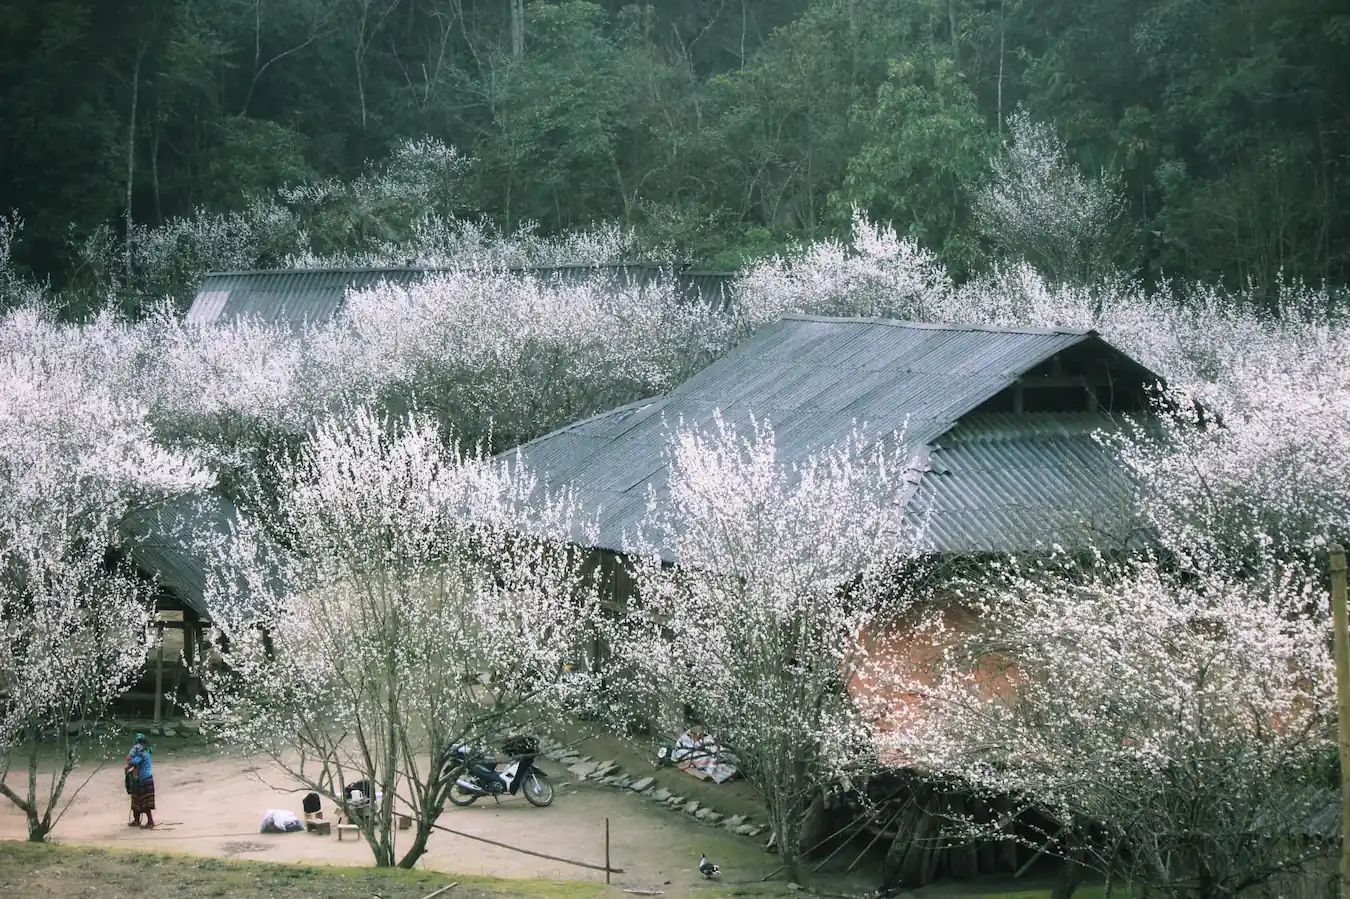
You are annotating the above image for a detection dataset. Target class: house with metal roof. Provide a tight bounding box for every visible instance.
[119,492,241,625]
[116,492,241,722]
[187,264,734,327]
[505,314,1161,569]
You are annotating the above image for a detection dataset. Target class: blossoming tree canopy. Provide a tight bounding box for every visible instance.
[0,308,213,841]
[612,412,925,878]
[196,407,602,869]
[874,552,1336,894]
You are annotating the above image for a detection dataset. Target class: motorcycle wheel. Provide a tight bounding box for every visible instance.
[522,772,555,808]
[445,775,480,807]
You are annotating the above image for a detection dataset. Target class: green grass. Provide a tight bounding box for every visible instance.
[0,841,614,899]
[0,839,1129,899]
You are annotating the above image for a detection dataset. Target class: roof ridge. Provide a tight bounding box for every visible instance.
[201,263,737,278]
[499,396,672,457]
[779,314,1095,338]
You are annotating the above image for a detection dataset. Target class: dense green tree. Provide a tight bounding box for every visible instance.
[837,56,994,274]
[0,0,1346,297]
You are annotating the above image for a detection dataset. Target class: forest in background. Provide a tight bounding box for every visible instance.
[2,0,1348,307]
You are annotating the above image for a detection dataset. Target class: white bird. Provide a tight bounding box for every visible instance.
[699,853,720,878]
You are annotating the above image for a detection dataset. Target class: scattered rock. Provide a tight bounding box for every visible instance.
[785,883,802,892]
[682,800,701,815]
[701,811,723,824]
[650,788,671,802]
[596,759,616,770]
[615,775,634,788]
[221,841,273,855]
[734,824,757,836]
[593,764,619,780]
[722,814,746,829]
[568,761,600,779]
[544,749,568,762]
[629,777,654,793]
[161,727,178,738]
[666,795,684,806]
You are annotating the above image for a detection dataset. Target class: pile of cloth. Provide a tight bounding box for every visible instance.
[670,727,739,783]
[259,809,305,833]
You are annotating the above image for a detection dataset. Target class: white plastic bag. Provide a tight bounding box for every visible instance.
[260,808,304,833]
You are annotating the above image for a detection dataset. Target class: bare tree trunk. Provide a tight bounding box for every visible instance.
[242,0,330,116]
[1051,832,1086,899]
[353,0,404,130]
[124,44,145,281]
[769,797,804,882]
[150,115,163,225]
[947,0,959,68]
[739,0,747,69]
[996,2,1005,138]
[511,0,524,57]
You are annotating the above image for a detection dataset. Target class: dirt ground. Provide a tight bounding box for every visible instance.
[0,744,868,896]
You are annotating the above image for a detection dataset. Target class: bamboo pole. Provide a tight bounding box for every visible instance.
[426,820,622,874]
[605,818,611,885]
[153,622,165,726]
[1330,544,1350,899]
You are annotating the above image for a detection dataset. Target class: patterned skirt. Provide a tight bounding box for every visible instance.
[130,776,156,813]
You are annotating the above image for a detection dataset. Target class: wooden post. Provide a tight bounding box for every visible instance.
[183,609,199,704]
[605,817,611,885]
[1331,544,1350,899]
[153,621,166,726]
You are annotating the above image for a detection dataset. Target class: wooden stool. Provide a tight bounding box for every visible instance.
[308,820,332,836]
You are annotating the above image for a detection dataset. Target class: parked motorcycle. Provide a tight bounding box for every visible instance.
[440,736,555,808]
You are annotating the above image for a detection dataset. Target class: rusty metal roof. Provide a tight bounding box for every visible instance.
[187,264,734,326]
[504,316,1158,558]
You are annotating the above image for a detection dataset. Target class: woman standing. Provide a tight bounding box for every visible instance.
[124,733,156,829]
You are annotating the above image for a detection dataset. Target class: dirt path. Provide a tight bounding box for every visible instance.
[0,747,814,895]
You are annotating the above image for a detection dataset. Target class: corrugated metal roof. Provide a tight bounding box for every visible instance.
[120,492,242,620]
[505,316,1156,559]
[915,412,1145,554]
[187,264,734,326]
[1252,783,1340,839]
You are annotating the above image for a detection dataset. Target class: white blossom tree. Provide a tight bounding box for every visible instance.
[875,551,1336,899]
[71,135,654,308]
[974,111,1131,283]
[608,414,924,881]
[1112,322,1350,562]
[195,408,603,868]
[319,269,730,450]
[731,210,953,335]
[0,308,212,841]
[0,214,44,312]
